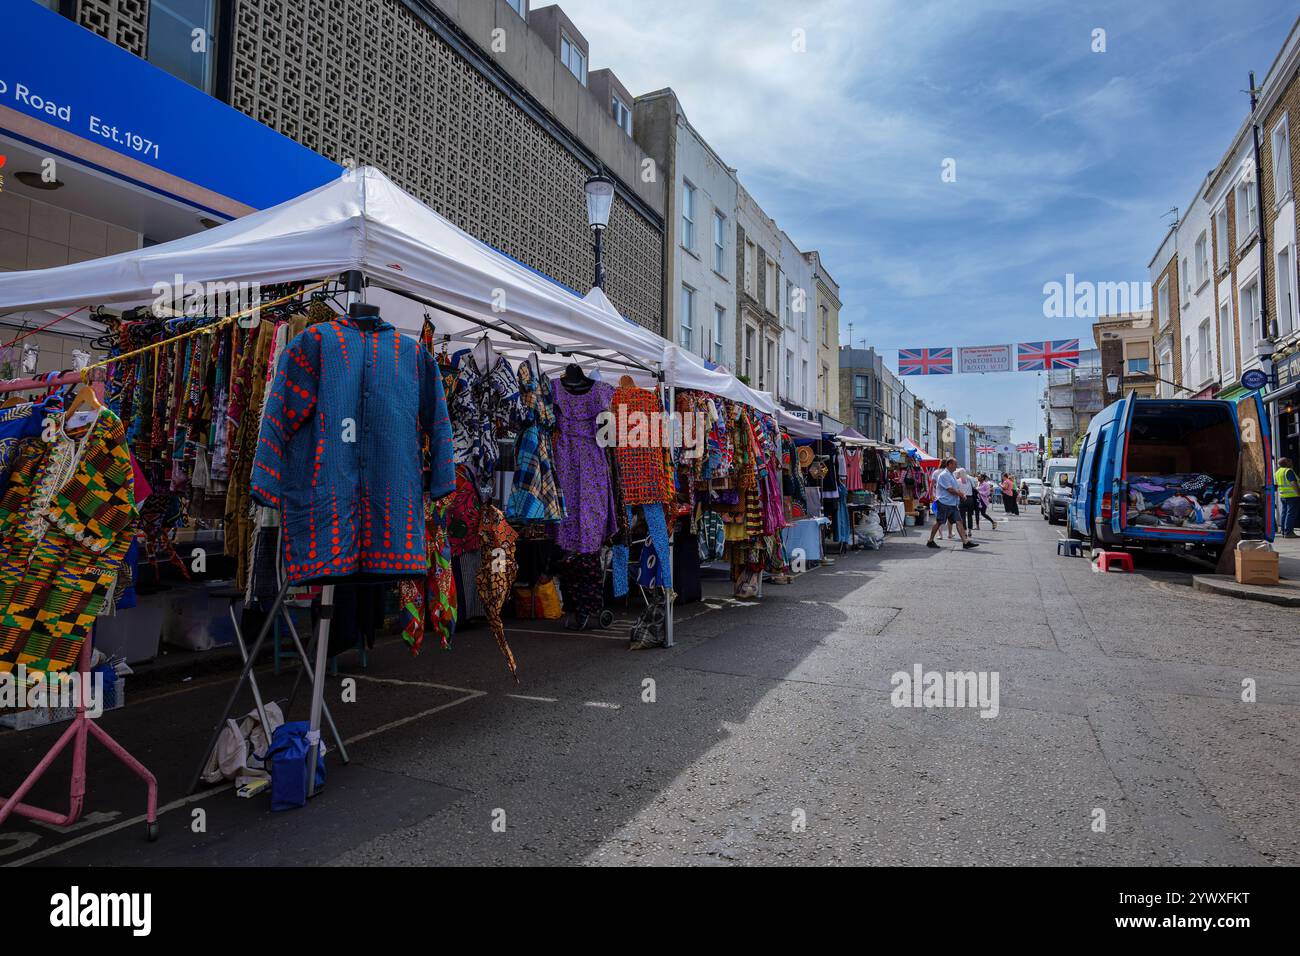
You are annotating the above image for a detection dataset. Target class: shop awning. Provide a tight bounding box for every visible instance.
[900,438,941,465]
[776,408,823,438]
[0,166,661,373]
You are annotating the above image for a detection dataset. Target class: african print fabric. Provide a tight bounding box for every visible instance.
[249,313,455,585]
[0,396,58,492]
[399,495,458,654]
[506,361,566,523]
[449,348,518,500]
[560,550,604,617]
[610,384,674,507]
[475,504,519,680]
[0,409,137,679]
[551,379,617,554]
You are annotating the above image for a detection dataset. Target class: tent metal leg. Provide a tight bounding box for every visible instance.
[307,584,335,797]
[278,600,349,764]
[665,380,676,648]
[188,578,291,795]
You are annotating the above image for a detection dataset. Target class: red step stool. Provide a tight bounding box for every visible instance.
[1097,551,1133,573]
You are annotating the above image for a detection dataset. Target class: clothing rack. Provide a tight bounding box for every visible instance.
[0,371,159,841]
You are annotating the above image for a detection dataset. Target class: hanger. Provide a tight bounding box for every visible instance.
[65,380,103,422]
[472,334,497,371]
[559,361,594,394]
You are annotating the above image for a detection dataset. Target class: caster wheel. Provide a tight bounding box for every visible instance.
[598,609,614,628]
[145,821,159,842]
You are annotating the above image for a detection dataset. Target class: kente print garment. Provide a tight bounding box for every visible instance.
[506,360,566,523]
[250,313,455,585]
[0,409,137,679]
[475,504,519,681]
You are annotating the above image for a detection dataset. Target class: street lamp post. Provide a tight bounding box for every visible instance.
[584,172,615,289]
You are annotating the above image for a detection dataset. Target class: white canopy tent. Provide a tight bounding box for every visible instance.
[577,286,778,415]
[0,165,800,421]
[0,166,661,376]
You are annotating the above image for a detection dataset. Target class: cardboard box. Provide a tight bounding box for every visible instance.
[1235,543,1280,586]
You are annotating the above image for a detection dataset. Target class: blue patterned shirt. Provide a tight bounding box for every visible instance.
[251,314,454,584]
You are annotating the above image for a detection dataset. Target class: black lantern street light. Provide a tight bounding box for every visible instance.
[584,171,615,289]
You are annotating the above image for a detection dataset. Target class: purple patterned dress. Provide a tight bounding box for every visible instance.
[551,379,617,554]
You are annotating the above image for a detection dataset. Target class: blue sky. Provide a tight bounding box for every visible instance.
[558,0,1298,442]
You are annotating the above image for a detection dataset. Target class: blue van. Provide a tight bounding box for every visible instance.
[1066,393,1274,558]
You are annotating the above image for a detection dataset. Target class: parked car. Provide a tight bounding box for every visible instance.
[1066,394,1274,560]
[1021,479,1045,504]
[1041,471,1073,524]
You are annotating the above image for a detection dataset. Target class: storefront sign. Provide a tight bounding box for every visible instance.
[1241,369,1270,392]
[1272,353,1300,392]
[958,345,1012,374]
[1,2,341,210]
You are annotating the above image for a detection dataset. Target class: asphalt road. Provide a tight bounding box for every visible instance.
[4,507,1297,866]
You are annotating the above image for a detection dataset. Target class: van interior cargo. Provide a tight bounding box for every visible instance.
[1124,403,1237,532]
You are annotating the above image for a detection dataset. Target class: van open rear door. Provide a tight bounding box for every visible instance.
[1216,394,1277,572]
[1237,392,1275,540]
[1110,392,1138,538]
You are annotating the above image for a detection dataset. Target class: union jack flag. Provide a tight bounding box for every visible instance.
[976,445,995,454]
[898,347,953,375]
[1017,339,1080,371]
[1017,442,1038,453]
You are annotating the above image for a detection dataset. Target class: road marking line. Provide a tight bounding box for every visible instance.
[506,694,558,703]
[4,682,487,867]
[504,626,626,641]
[582,701,622,710]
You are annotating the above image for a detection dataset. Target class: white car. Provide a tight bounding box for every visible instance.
[1021,479,1045,505]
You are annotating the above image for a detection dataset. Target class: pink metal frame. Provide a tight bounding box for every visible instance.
[0,371,158,837]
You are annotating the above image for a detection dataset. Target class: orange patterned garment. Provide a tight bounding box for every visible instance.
[609,384,674,507]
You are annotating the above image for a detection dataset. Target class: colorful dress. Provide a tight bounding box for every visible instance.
[551,378,617,554]
[506,360,566,523]
[0,409,137,679]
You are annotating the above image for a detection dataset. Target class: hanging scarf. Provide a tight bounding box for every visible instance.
[475,503,519,681]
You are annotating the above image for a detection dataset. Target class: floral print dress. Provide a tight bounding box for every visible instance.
[551,378,616,554]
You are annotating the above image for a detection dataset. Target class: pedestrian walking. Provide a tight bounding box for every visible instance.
[956,467,977,532]
[927,459,979,550]
[976,473,998,530]
[1001,473,1019,515]
[1277,457,1299,538]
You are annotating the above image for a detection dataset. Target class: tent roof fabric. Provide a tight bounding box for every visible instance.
[0,166,782,414]
[0,166,656,372]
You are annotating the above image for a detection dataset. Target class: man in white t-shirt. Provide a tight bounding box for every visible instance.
[927,459,979,550]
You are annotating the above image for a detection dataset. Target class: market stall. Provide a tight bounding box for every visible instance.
[0,166,822,830]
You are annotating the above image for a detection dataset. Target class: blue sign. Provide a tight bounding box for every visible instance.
[1,2,341,210]
[1241,369,1270,392]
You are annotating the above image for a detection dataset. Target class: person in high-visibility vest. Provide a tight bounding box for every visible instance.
[1276,457,1299,538]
